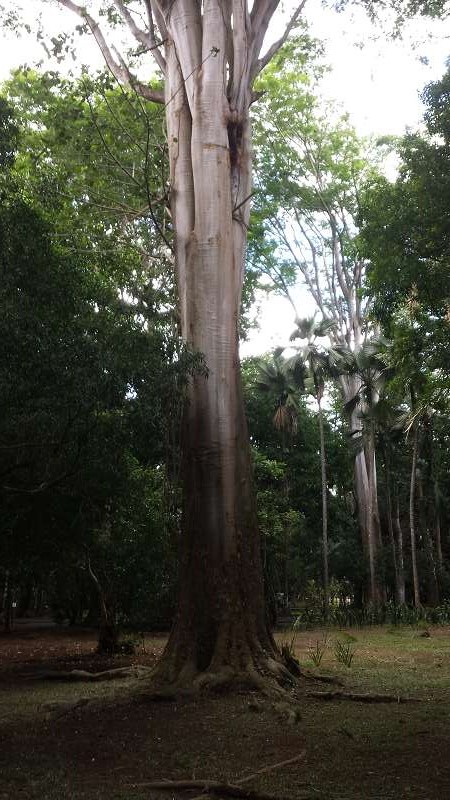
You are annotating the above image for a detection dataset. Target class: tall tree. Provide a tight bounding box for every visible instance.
[374,399,406,605]
[42,0,313,691]
[342,341,393,604]
[288,316,343,612]
[256,352,303,607]
[359,62,450,604]
[256,351,302,444]
[249,43,387,604]
[14,0,444,682]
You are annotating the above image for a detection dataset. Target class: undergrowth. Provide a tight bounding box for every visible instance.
[293,599,450,630]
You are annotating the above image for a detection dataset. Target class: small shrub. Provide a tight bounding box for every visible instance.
[430,600,450,624]
[308,637,327,666]
[334,639,356,668]
[116,633,143,655]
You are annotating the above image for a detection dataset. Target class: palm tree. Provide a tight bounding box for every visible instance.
[407,403,422,609]
[256,350,303,447]
[256,352,304,608]
[288,316,346,615]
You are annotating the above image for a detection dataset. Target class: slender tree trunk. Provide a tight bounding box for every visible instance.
[435,515,443,571]
[317,397,329,615]
[394,495,406,606]
[366,422,380,606]
[417,478,439,605]
[383,447,403,604]
[424,526,439,605]
[1,570,8,614]
[3,573,12,634]
[409,423,421,608]
[87,556,118,654]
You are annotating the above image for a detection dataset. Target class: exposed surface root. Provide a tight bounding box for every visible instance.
[142,668,289,700]
[136,685,198,703]
[192,665,291,697]
[272,700,301,725]
[28,666,151,682]
[144,642,299,700]
[307,690,420,703]
[300,670,344,686]
[237,751,307,785]
[280,645,302,677]
[41,698,91,720]
[130,778,296,800]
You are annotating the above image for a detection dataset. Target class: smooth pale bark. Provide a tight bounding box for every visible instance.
[56,0,311,689]
[148,1,299,689]
[159,18,271,687]
[347,391,383,606]
[385,466,399,601]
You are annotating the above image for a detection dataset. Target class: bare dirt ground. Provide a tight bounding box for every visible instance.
[1,623,449,800]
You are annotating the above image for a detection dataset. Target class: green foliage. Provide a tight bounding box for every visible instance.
[0,96,18,167]
[308,636,328,666]
[294,599,450,629]
[243,356,359,609]
[334,638,356,667]
[250,42,372,310]
[359,67,450,384]
[0,75,199,632]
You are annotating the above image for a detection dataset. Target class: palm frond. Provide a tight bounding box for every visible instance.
[343,393,361,417]
[290,315,316,341]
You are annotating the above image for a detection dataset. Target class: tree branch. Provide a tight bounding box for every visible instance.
[148,1,168,44]
[253,0,308,78]
[229,0,251,112]
[112,0,166,73]
[249,0,280,77]
[57,0,164,103]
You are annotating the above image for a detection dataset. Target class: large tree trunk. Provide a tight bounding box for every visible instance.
[57,0,306,691]
[152,10,283,690]
[348,398,383,606]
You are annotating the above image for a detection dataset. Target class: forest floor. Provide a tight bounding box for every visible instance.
[1,623,450,800]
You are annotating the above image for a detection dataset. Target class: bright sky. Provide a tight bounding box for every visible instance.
[1,1,450,356]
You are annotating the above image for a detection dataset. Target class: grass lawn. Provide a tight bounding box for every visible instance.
[1,623,449,799]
